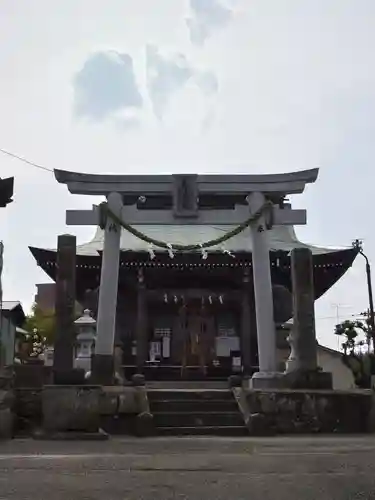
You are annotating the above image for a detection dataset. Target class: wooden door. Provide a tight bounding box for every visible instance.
[171,303,215,365]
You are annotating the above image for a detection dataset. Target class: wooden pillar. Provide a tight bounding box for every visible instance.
[136,268,148,373]
[241,268,252,376]
[53,234,76,379]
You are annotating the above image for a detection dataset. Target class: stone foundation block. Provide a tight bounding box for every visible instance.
[243,389,372,434]
[0,408,14,439]
[91,355,114,386]
[134,386,150,414]
[134,411,154,437]
[132,374,145,387]
[247,413,276,436]
[34,428,108,441]
[100,387,139,415]
[53,368,85,386]
[0,388,15,439]
[367,390,375,432]
[41,385,103,434]
[284,370,333,390]
[249,371,286,389]
[228,375,243,388]
[0,367,14,390]
[14,365,52,388]
[14,388,42,436]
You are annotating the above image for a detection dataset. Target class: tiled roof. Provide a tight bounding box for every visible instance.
[69,224,348,257]
[1,300,22,311]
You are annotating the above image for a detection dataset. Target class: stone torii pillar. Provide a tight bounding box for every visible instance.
[247,192,282,388]
[91,192,123,385]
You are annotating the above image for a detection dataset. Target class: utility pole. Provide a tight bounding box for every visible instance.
[352,239,375,352]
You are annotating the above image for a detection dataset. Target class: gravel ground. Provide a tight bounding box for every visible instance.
[0,436,374,499]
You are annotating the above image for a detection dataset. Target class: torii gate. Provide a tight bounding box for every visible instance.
[54,168,319,387]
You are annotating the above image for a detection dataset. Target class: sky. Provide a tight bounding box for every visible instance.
[1,0,375,349]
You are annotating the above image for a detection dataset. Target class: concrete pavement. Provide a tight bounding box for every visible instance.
[0,436,375,499]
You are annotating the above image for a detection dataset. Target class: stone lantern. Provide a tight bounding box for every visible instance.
[74,309,96,375]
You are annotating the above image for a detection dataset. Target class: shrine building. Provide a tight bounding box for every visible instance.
[29,169,358,380]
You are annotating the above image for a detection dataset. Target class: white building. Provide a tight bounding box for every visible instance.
[0,301,26,366]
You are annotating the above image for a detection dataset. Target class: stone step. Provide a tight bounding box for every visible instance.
[147,389,234,402]
[147,380,228,390]
[152,411,245,428]
[150,399,238,413]
[157,425,248,436]
[123,365,236,381]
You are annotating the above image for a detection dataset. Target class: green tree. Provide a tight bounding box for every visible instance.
[22,303,82,359]
[24,304,56,347]
[334,312,374,388]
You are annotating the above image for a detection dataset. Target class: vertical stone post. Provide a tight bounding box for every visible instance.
[136,268,148,373]
[241,268,252,376]
[53,234,76,380]
[286,247,318,372]
[247,192,281,388]
[285,247,332,388]
[92,192,122,385]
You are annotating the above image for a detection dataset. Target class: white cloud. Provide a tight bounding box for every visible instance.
[194,71,219,96]
[186,0,233,46]
[146,44,218,121]
[73,50,143,122]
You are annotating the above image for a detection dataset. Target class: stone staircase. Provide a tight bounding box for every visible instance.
[147,383,248,436]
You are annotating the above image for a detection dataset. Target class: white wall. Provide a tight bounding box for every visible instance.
[317,347,355,390]
[277,345,355,390]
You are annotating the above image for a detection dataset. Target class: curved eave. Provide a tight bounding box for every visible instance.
[29,246,358,300]
[54,168,319,196]
[54,168,319,185]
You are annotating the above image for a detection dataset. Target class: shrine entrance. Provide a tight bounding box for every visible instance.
[171,300,216,376]
[136,291,242,381]
[56,168,317,385]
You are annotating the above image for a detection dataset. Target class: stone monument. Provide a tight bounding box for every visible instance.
[285,247,332,389]
[53,234,79,384]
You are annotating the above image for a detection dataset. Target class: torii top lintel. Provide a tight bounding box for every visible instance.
[54,168,319,197]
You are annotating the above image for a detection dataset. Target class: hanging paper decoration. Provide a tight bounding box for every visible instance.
[167,243,175,259]
[148,243,156,260]
[221,247,235,258]
[199,244,208,260]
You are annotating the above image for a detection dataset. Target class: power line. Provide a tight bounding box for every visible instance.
[0,148,53,173]
[317,315,366,320]
[0,146,368,253]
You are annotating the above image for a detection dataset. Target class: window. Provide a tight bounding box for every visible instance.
[217,311,237,337]
[218,325,236,337]
[153,327,171,339]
